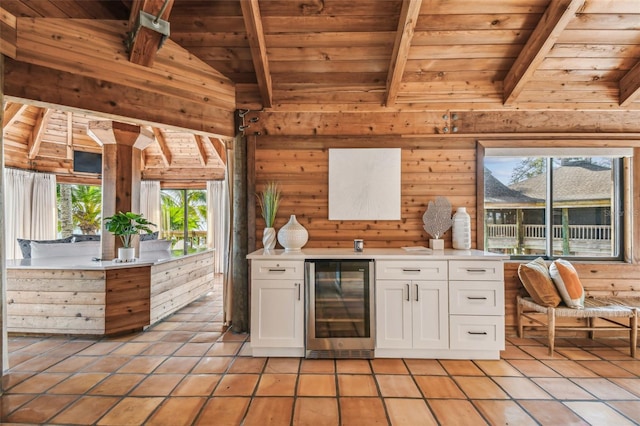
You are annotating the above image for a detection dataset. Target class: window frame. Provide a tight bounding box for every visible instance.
[477,143,631,262]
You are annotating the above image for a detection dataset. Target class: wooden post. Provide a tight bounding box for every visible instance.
[87,121,153,260]
[516,209,525,254]
[1,53,8,380]
[562,208,570,255]
[231,133,249,332]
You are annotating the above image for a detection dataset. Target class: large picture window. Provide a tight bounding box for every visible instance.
[484,155,623,260]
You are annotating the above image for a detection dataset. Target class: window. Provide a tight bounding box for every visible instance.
[161,189,208,254]
[57,184,102,237]
[484,155,623,260]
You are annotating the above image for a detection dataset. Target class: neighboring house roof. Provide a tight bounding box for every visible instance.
[484,169,540,205]
[509,161,612,204]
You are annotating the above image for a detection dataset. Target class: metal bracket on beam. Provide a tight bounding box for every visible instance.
[125,10,171,52]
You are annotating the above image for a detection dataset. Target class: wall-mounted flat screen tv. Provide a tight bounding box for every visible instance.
[73,150,102,174]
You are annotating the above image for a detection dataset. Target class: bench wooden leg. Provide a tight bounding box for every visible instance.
[516,296,524,338]
[588,317,595,340]
[547,307,556,356]
[631,309,638,359]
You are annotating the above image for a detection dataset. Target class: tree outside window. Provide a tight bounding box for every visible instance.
[57,184,102,237]
[161,189,208,254]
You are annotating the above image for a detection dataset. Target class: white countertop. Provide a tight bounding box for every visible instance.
[247,248,508,261]
[7,250,212,270]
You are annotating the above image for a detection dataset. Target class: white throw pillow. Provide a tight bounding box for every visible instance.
[30,240,101,259]
[140,239,172,253]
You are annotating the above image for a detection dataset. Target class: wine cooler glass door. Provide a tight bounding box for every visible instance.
[306,260,374,358]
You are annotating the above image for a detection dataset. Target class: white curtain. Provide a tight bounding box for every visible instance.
[4,169,57,259]
[31,173,57,239]
[140,180,162,233]
[207,179,230,274]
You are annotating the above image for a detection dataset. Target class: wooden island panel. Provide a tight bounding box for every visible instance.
[150,251,215,324]
[105,266,151,335]
[7,269,106,334]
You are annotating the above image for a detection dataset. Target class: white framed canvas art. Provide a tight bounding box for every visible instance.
[328,148,401,220]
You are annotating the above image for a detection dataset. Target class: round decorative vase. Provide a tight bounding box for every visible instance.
[277,215,308,251]
[262,227,277,250]
[118,247,136,262]
[452,207,471,249]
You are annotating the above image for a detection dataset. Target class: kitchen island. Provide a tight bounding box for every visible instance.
[6,250,214,335]
[248,248,508,359]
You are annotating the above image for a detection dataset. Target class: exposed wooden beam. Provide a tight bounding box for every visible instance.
[0,6,17,58]
[502,0,585,105]
[240,0,272,108]
[2,102,27,128]
[209,137,228,166]
[194,135,208,166]
[4,58,235,138]
[14,18,236,115]
[385,0,422,107]
[152,127,172,167]
[28,108,53,159]
[620,61,640,107]
[127,0,174,67]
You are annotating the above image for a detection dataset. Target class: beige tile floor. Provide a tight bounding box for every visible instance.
[1,278,639,425]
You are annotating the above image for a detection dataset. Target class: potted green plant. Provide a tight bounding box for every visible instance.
[103,211,156,261]
[256,182,281,250]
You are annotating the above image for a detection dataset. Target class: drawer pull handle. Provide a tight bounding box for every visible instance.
[268,268,286,272]
[467,296,488,300]
[465,268,487,273]
[468,331,488,335]
[402,268,421,272]
[406,284,410,302]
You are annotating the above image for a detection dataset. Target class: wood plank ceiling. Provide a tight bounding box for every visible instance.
[2,0,640,181]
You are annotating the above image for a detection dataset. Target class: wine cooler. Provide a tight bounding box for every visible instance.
[305,259,375,359]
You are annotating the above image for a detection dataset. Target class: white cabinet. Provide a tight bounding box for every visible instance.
[250,260,305,357]
[376,258,505,359]
[376,261,449,354]
[448,260,505,353]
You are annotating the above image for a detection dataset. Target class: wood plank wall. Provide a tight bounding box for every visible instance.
[253,135,477,249]
[252,130,640,337]
[7,269,107,334]
[150,251,214,324]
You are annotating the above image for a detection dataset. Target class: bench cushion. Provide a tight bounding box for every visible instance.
[518,257,561,307]
[550,259,585,309]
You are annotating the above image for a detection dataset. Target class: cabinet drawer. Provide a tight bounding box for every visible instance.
[376,260,448,281]
[449,281,504,316]
[448,261,503,281]
[251,260,304,280]
[449,315,505,351]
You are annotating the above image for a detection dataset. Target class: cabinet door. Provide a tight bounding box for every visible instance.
[251,280,304,349]
[376,281,412,349]
[412,281,449,349]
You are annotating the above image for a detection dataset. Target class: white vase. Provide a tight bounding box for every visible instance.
[262,227,276,250]
[452,207,471,249]
[277,215,308,251]
[118,247,136,262]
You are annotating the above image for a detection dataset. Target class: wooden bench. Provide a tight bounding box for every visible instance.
[516,295,638,357]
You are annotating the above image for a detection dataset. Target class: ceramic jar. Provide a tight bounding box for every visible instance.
[277,215,308,251]
[452,207,471,249]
